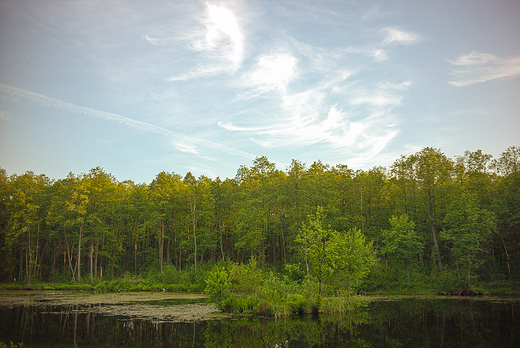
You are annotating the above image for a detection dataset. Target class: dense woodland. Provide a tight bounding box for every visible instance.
[1,146,519,291]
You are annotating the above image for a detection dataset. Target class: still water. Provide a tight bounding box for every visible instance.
[0,295,518,347]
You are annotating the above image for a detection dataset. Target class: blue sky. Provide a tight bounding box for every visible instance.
[1,0,519,183]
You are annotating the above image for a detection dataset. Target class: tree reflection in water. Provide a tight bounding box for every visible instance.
[0,299,518,347]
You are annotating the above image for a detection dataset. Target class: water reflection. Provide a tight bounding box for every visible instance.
[0,298,518,347]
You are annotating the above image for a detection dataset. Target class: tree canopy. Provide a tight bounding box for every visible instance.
[0,146,518,292]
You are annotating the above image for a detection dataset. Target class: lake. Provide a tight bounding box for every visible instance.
[0,291,518,347]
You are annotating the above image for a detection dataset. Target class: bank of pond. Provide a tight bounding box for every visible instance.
[0,290,518,347]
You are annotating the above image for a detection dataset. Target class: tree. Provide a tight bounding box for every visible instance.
[185,173,215,274]
[296,207,375,298]
[83,167,118,280]
[491,146,520,280]
[327,227,376,296]
[149,171,183,273]
[5,171,51,282]
[381,214,423,285]
[441,190,496,289]
[296,207,331,297]
[413,147,453,269]
[233,156,279,268]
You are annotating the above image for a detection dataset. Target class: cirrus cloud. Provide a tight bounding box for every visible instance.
[382,27,422,45]
[448,51,520,87]
[167,2,245,81]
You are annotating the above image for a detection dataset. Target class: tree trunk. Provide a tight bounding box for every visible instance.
[77,225,83,283]
[67,243,76,282]
[159,221,164,273]
[35,220,40,281]
[19,248,23,282]
[25,249,29,283]
[428,189,442,269]
[500,236,512,283]
[27,227,31,283]
[94,242,99,278]
[191,198,197,275]
[134,242,138,275]
[167,238,171,266]
[219,223,225,260]
[90,242,94,281]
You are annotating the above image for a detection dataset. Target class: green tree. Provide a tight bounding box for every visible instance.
[5,171,51,282]
[327,227,376,295]
[296,207,375,298]
[149,171,183,273]
[47,175,76,281]
[83,167,118,280]
[381,214,423,286]
[185,173,215,274]
[492,146,520,281]
[233,157,280,268]
[441,190,496,289]
[296,207,331,297]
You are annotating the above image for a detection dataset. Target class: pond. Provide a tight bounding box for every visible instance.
[0,291,518,347]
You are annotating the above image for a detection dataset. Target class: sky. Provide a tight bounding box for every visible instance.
[1,0,519,183]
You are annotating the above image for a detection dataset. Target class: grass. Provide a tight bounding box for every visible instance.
[0,264,208,293]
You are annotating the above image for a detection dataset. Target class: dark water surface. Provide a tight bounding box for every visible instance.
[0,296,518,347]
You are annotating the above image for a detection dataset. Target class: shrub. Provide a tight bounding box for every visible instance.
[285,293,309,314]
[205,266,231,307]
[228,258,265,294]
[430,268,461,294]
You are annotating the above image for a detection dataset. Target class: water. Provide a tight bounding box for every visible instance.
[0,297,518,347]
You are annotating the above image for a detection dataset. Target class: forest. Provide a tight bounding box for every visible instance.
[0,146,519,295]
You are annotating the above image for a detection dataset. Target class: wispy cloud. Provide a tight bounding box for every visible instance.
[167,2,245,81]
[238,53,298,96]
[213,17,415,165]
[382,27,422,45]
[220,71,407,163]
[0,83,255,160]
[371,48,389,62]
[448,51,520,87]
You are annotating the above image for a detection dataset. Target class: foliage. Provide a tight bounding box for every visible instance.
[441,189,496,289]
[381,214,423,286]
[205,266,231,307]
[0,146,519,297]
[296,207,376,297]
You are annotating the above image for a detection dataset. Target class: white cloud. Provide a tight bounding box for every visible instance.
[193,3,244,67]
[216,24,412,164]
[172,142,200,155]
[449,51,498,66]
[243,53,298,93]
[220,76,402,157]
[350,94,402,107]
[168,2,245,81]
[448,51,520,87]
[382,27,422,45]
[372,49,389,62]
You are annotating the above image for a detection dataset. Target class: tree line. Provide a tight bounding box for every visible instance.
[0,146,518,290]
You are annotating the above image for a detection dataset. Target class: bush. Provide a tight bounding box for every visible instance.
[205,266,231,307]
[429,268,461,294]
[221,295,261,313]
[285,293,309,314]
[228,258,265,294]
